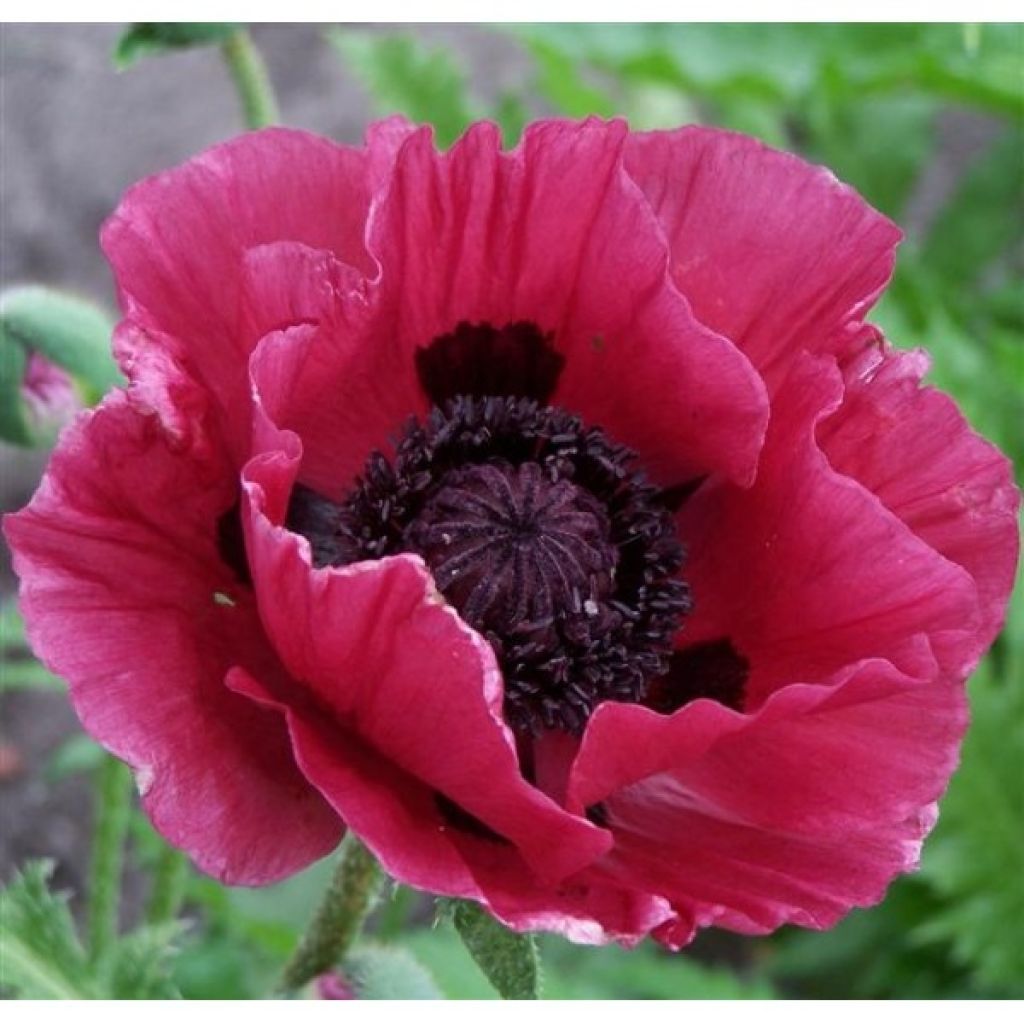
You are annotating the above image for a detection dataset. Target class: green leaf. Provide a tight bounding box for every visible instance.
[171,930,269,1000]
[0,326,31,444]
[801,65,938,217]
[525,36,617,119]
[1,600,64,693]
[0,659,64,693]
[113,23,240,71]
[898,26,1024,118]
[915,655,1024,993]
[0,861,189,999]
[0,663,62,697]
[0,599,27,646]
[0,861,95,999]
[540,937,776,1000]
[46,735,106,782]
[516,23,818,106]
[326,29,476,149]
[0,286,120,402]
[406,925,501,999]
[492,92,529,148]
[924,126,1024,287]
[622,82,701,134]
[767,880,978,998]
[343,945,443,1000]
[107,923,185,999]
[452,901,540,1000]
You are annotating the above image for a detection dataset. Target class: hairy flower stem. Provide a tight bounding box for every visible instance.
[279,837,383,993]
[220,29,279,129]
[86,756,132,965]
[145,845,188,925]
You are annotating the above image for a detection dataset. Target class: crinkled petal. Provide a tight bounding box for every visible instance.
[2,392,342,883]
[237,666,671,948]
[820,341,1020,653]
[226,665,480,897]
[625,127,902,389]
[228,666,666,945]
[243,120,768,495]
[444,834,675,946]
[571,643,965,939]
[238,255,391,498]
[674,352,981,703]
[101,124,408,457]
[376,118,767,486]
[237,363,610,883]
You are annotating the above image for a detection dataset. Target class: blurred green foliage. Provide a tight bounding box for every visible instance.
[112,23,239,71]
[0,862,182,998]
[2,22,1021,1001]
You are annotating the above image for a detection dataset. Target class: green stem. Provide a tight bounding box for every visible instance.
[279,837,383,993]
[86,756,132,965]
[220,29,279,129]
[145,845,188,926]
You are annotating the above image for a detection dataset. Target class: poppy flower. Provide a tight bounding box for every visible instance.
[5,118,1018,947]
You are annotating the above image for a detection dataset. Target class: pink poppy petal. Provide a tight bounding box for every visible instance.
[625,127,902,389]
[228,664,671,946]
[364,118,768,487]
[227,665,481,898]
[101,126,400,456]
[237,413,610,883]
[446,835,675,946]
[572,646,964,939]
[821,341,1020,652]
[3,393,342,883]
[675,352,981,703]
[241,263,414,499]
[234,121,767,494]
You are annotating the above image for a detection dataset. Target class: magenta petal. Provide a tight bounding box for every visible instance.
[365,118,768,486]
[625,127,902,389]
[571,646,965,938]
[3,393,342,883]
[447,837,675,946]
[101,127,389,457]
[240,267,416,499]
[675,353,981,702]
[236,121,768,493]
[229,662,671,945]
[821,342,1020,653]
[227,665,482,899]
[238,424,610,884]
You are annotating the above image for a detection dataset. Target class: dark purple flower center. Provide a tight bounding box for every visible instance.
[289,382,691,734]
[276,320,757,733]
[403,460,617,635]
[647,639,750,714]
